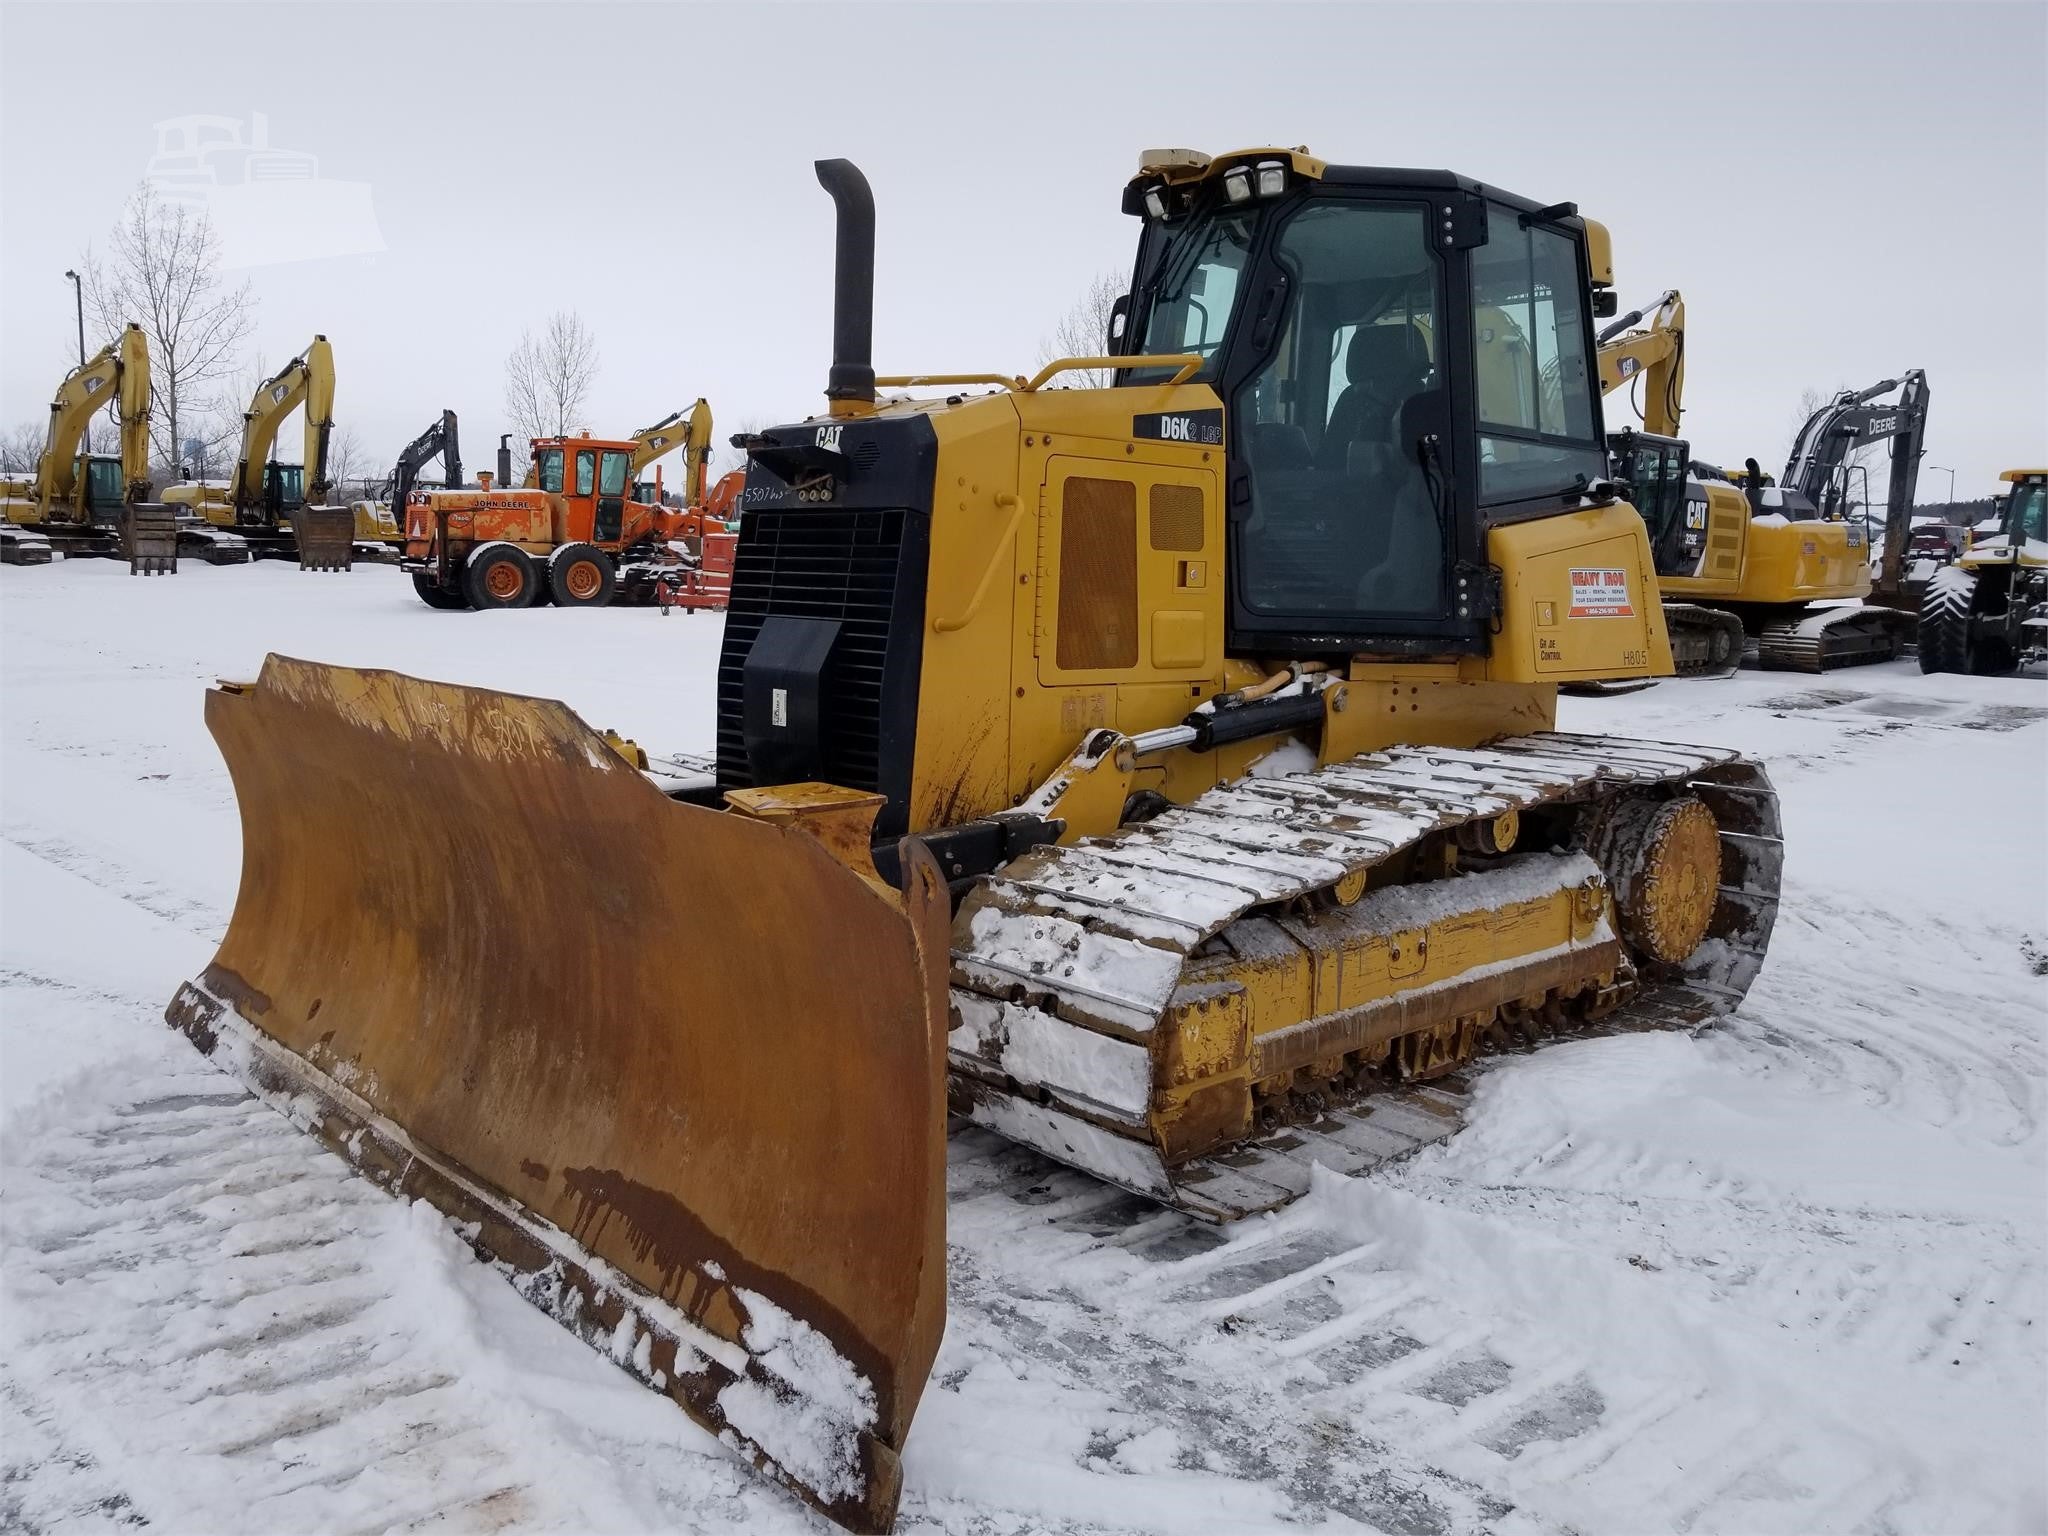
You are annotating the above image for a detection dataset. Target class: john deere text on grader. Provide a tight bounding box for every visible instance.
[168,151,1782,1531]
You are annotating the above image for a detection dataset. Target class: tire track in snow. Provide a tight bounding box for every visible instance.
[0,1069,815,1536]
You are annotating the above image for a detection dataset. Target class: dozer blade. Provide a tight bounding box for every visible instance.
[164,656,950,1533]
[120,505,179,574]
[290,504,356,571]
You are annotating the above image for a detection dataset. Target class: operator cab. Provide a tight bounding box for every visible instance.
[1608,430,1706,574]
[78,456,127,524]
[1118,151,1610,657]
[532,437,637,544]
[1999,472,2046,544]
[264,462,305,519]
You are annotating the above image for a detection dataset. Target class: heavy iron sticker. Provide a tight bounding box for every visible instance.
[1568,567,1636,618]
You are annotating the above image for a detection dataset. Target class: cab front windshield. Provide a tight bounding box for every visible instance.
[83,457,125,510]
[2007,481,2047,543]
[1130,210,1255,382]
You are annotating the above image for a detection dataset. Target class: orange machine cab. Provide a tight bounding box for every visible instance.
[402,436,677,560]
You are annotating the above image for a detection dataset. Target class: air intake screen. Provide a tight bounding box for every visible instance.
[1148,483,1205,551]
[1056,477,1137,671]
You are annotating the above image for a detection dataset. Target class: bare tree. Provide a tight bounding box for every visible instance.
[325,426,369,500]
[0,420,44,475]
[1036,271,1126,389]
[79,183,256,474]
[504,312,599,454]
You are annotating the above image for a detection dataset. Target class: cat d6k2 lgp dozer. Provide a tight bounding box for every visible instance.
[167,151,1782,1531]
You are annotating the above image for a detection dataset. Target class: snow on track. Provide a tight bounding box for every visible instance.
[4,562,2045,1534]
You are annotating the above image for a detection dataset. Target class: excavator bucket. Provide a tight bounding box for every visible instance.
[164,656,950,1533]
[290,504,356,570]
[120,505,179,574]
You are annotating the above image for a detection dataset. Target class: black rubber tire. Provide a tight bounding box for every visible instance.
[547,543,615,607]
[462,546,538,610]
[1918,573,1974,675]
[412,572,470,611]
[1971,636,2018,676]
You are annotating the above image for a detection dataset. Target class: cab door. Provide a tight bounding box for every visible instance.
[594,449,630,544]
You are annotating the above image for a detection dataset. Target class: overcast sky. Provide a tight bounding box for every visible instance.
[1,1,2041,497]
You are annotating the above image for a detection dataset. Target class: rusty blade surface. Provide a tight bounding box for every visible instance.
[166,655,948,1532]
[290,505,356,571]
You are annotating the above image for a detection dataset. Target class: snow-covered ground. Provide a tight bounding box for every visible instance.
[3,560,2043,1535]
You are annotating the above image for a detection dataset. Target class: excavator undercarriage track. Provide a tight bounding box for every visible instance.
[1662,602,1748,679]
[950,733,1782,1221]
[1758,605,1916,672]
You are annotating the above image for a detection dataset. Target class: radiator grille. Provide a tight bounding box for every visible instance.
[1057,477,1138,671]
[1148,483,1205,551]
[717,509,907,797]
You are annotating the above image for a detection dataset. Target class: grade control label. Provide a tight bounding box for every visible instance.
[1567,567,1635,618]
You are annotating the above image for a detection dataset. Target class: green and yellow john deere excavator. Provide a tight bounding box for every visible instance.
[0,324,179,571]
[161,335,355,569]
[166,151,1784,1531]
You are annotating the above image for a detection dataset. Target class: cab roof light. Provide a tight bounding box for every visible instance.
[1222,166,1252,204]
[1254,160,1288,198]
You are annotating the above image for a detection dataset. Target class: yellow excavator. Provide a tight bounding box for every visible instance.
[1597,291,1926,671]
[160,336,355,569]
[0,324,179,571]
[166,152,1784,1531]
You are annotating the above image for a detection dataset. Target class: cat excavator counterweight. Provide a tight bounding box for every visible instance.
[169,152,1783,1530]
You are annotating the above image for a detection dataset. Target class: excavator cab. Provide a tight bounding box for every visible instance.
[262,461,305,524]
[78,456,128,524]
[1608,430,1705,574]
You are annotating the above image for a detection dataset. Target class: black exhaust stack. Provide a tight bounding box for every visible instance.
[497,434,514,488]
[814,159,876,406]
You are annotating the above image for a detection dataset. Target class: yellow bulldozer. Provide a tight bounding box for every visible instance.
[166,151,1784,1531]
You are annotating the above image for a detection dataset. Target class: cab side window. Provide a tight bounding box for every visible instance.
[574,450,596,497]
[1470,208,1605,505]
[599,451,629,497]
[537,449,564,493]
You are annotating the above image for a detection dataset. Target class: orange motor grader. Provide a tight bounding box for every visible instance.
[403,433,696,609]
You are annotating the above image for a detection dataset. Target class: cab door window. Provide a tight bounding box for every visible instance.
[594,449,629,542]
[1470,208,1605,505]
[1232,199,1447,620]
